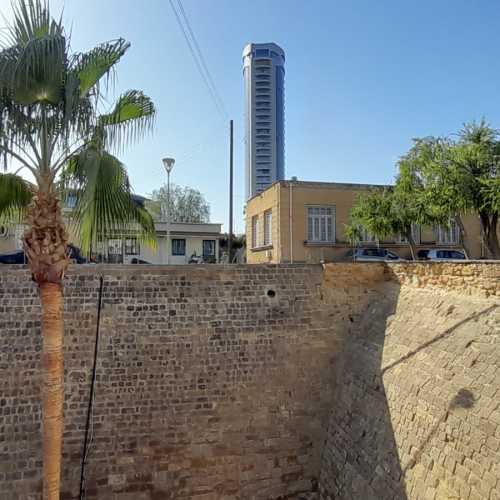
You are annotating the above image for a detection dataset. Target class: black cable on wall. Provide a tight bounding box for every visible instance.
[79,275,104,499]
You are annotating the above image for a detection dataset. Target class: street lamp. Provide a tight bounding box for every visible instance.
[162,157,175,265]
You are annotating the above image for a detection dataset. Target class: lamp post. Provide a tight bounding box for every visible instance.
[162,157,175,265]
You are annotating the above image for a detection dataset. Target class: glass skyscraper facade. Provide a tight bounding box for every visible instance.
[243,43,285,199]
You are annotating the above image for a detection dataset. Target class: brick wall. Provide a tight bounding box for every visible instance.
[1,262,499,500]
[0,264,336,500]
[319,262,500,500]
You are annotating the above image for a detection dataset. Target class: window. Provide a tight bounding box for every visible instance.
[66,194,77,209]
[203,240,215,257]
[108,239,122,255]
[307,206,335,242]
[437,250,465,260]
[172,238,186,256]
[124,238,139,255]
[363,248,385,257]
[252,215,260,248]
[264,210,272,246]
[255,48,269,57]
[360,227,377,243]
[436,221,459,244]
[397,224,421,244]
[107,239,123,264]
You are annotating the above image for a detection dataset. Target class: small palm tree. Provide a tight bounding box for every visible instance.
[0,1,156,498]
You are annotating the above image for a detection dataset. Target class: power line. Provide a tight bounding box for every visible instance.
[169,0,227,120]
[176,0,228,117]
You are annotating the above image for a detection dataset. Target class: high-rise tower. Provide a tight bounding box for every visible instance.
[243,43,285,199]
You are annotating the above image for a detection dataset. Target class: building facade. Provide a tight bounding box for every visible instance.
[246,180,486,263]
[243,42,285,199]
[136,222,222,265]
[1,218,222,265]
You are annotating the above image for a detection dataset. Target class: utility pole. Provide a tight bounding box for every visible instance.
[228,119,234,263]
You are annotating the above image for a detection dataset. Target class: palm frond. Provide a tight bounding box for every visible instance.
[72,38,130,98]
[62,148,156,254]
[2,0,63,48]
[98,90,156,151]
[0,172,32,221]
[0,1,66,105]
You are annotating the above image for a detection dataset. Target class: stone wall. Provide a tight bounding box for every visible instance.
[318,262,500,500]
[0,262,499,500]
[387,261,500,298]
[0,264,336,500]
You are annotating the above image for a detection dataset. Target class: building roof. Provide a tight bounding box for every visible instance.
[154,222,223,236]
[242,42,285,58]
[246,179,392,203]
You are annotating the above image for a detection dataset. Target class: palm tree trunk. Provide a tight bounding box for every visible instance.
[40,282,64,500]
[24,189,69,500]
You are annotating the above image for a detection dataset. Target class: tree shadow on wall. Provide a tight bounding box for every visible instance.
[403,388,475,474]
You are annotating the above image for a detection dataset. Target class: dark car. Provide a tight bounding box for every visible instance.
[130,257,151,264]
[0,244,87,264]
[67,245,87,264]
[0,250,26,264]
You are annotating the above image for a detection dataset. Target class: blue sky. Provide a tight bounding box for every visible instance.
[2,0,499,232]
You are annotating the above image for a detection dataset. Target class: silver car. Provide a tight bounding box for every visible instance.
[417,249,467,261]
[345,247,404,262]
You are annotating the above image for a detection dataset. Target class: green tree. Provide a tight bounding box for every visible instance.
[0,2,155,498]
[347,166,433,260]
[400,120,500,258]
[147,183,210,223]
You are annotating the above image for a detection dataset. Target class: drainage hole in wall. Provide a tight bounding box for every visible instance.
[267,289,276,298]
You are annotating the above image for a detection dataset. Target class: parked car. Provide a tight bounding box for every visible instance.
[67,245,87,263]
[417,249,467,261]
[0,244,87,264]
[0,250,26,264]
[130,257,151,264]
[345,247,405,262]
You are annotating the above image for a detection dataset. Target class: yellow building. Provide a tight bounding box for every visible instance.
[245,180,486,263]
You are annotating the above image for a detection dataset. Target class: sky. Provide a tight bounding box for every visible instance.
[1,0,500,233]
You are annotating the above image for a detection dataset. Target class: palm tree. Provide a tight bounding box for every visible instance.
[0,1,156,498]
